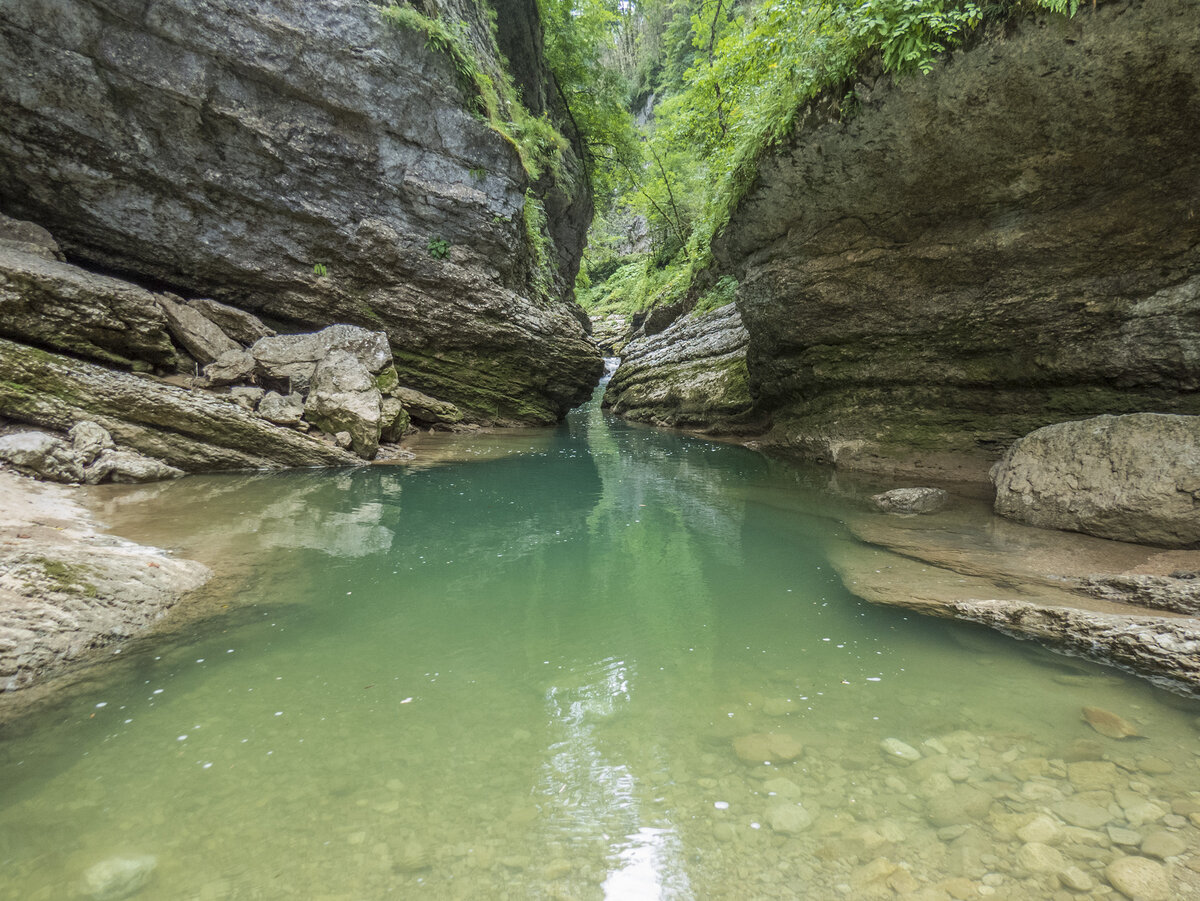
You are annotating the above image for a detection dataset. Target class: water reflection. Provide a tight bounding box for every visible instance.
[1,384,1198,899]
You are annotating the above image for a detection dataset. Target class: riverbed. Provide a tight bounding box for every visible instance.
[2,388,1198,900]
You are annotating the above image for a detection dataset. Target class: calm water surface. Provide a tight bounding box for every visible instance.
[2,385,1198,900]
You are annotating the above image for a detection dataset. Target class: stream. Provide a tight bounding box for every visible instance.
[1,380,1198,900]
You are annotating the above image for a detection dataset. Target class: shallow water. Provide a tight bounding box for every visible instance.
[2,388,1199,900]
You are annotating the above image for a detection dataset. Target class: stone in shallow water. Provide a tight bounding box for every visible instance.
[926,785,992,828]
[871,487,948,514]
[767,801,813,834]
[1105,856,1171,901]
[1016,814,1063,845]
[1068,760,1119,791]
[879,738,921,764]
[1107,825,1143,846]
[1016,841,1065,874]
[1052,799,1112,830]
[82,855,157,900]
[1140,830,1187,860]
[733,732,803,763]
[1057,865,1094,892]
[1081,706,1143,740]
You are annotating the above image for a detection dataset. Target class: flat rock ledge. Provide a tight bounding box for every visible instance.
[0,469,210,692]
[831,502,1200,694]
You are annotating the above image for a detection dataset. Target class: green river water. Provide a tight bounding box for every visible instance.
[2,384,1198,900]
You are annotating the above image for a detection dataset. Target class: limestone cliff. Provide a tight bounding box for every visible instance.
[0,0,601,425]
[680,0,1200,479]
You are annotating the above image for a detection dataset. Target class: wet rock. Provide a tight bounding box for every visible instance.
[379,396,410,444]
[258,392,305,427]
[0,431,84,483]
[1083,574,1200,616]
[733,732,803,763]
[185,298,275,346]
[69,421,115,465]
[762,777,803,799]
[927,785,993,828]
[603,303,758,432]
[203,349,257,387]
[1068,760,1119,792]
[1016,815,1063,846]
[880,738,921,764]
[1052,800,1112,830]
[992,415,1200,547]
[1104,856,1170,901]
[303,350,382,459]
[84,449,184,484]
[229,387,265,411]
[158,294,240,365]
[1081,706,1144,741]
[1107,825,1143,847]
[1140,831,1186,860]
[871,488,948,515]
[1057,865,1094,892]
[81,854,156,900]
[393,386,464,426]
[1016,842,1065,874]
[766,801,813,834]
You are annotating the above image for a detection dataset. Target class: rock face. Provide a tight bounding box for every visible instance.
[604,304,760,431]
[0,0,600,423]
[709,0,1200,479]
[991,414,1200,547]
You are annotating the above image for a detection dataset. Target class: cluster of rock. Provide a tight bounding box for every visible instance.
[0,211,485,481]
[0,0,601,428]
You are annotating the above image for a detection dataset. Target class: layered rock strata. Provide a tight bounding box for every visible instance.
[0,0,600,423]
[604,303,760,432]
[709,0,1200,479]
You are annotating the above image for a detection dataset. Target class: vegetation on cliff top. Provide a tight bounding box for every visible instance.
[564,0,1081,316]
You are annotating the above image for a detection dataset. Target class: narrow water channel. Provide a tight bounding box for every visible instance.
[2,383,1198,900]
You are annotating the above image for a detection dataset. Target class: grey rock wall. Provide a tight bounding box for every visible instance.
[0,0,600,423]
[711,0,1200,479]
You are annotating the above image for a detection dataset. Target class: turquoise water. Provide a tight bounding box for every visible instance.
[2,387,1198,900]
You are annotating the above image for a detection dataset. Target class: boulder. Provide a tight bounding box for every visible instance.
[258,391,306,426]
[871,487,948,515]
[251,324,392,394]
[84,449,184,484]
[185,298,275,345]
[0,431,84,483]
[204,349,257,387]
[0,211,63,261]
[991,414,1200,547]
[81,854,157,901]
[157,294,240,365]
[303,350,382,458]
[229,386,265,411]
[1104,856,1171,901]
[380,395,410,443]
[0,337,358,471]
[0,244,177,369]
[393,386,464,425]
[69,421,115,465]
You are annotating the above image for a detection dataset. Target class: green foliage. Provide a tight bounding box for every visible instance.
[522,191,556,301]
[692,274,738,316]
[427,237,451,259]
[312,262,328,277]
[380,2,567,182]
[579,0,1081,316]
[469,167,488,180]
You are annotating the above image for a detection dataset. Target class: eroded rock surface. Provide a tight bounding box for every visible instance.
[0,0,600,422]
[991,414,1200,547]
[604,304,759,431]
[710,0,1200,478]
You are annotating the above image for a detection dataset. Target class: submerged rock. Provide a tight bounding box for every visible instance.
[991,414,1200,547]
[1105,856,1171,901]
[871,487,948,515]
[1081,706,1144,740]
[81,854,157,900]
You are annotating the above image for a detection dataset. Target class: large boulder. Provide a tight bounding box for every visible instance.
[251,325,392,394]
[393,386,463,426]
[84,449,184,484]
[157,294,240,365]
[0,240,177,369]
[0,0,600,423]
[302,350,382,458]
[991,414,1200,547]
[0,431,85,483]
